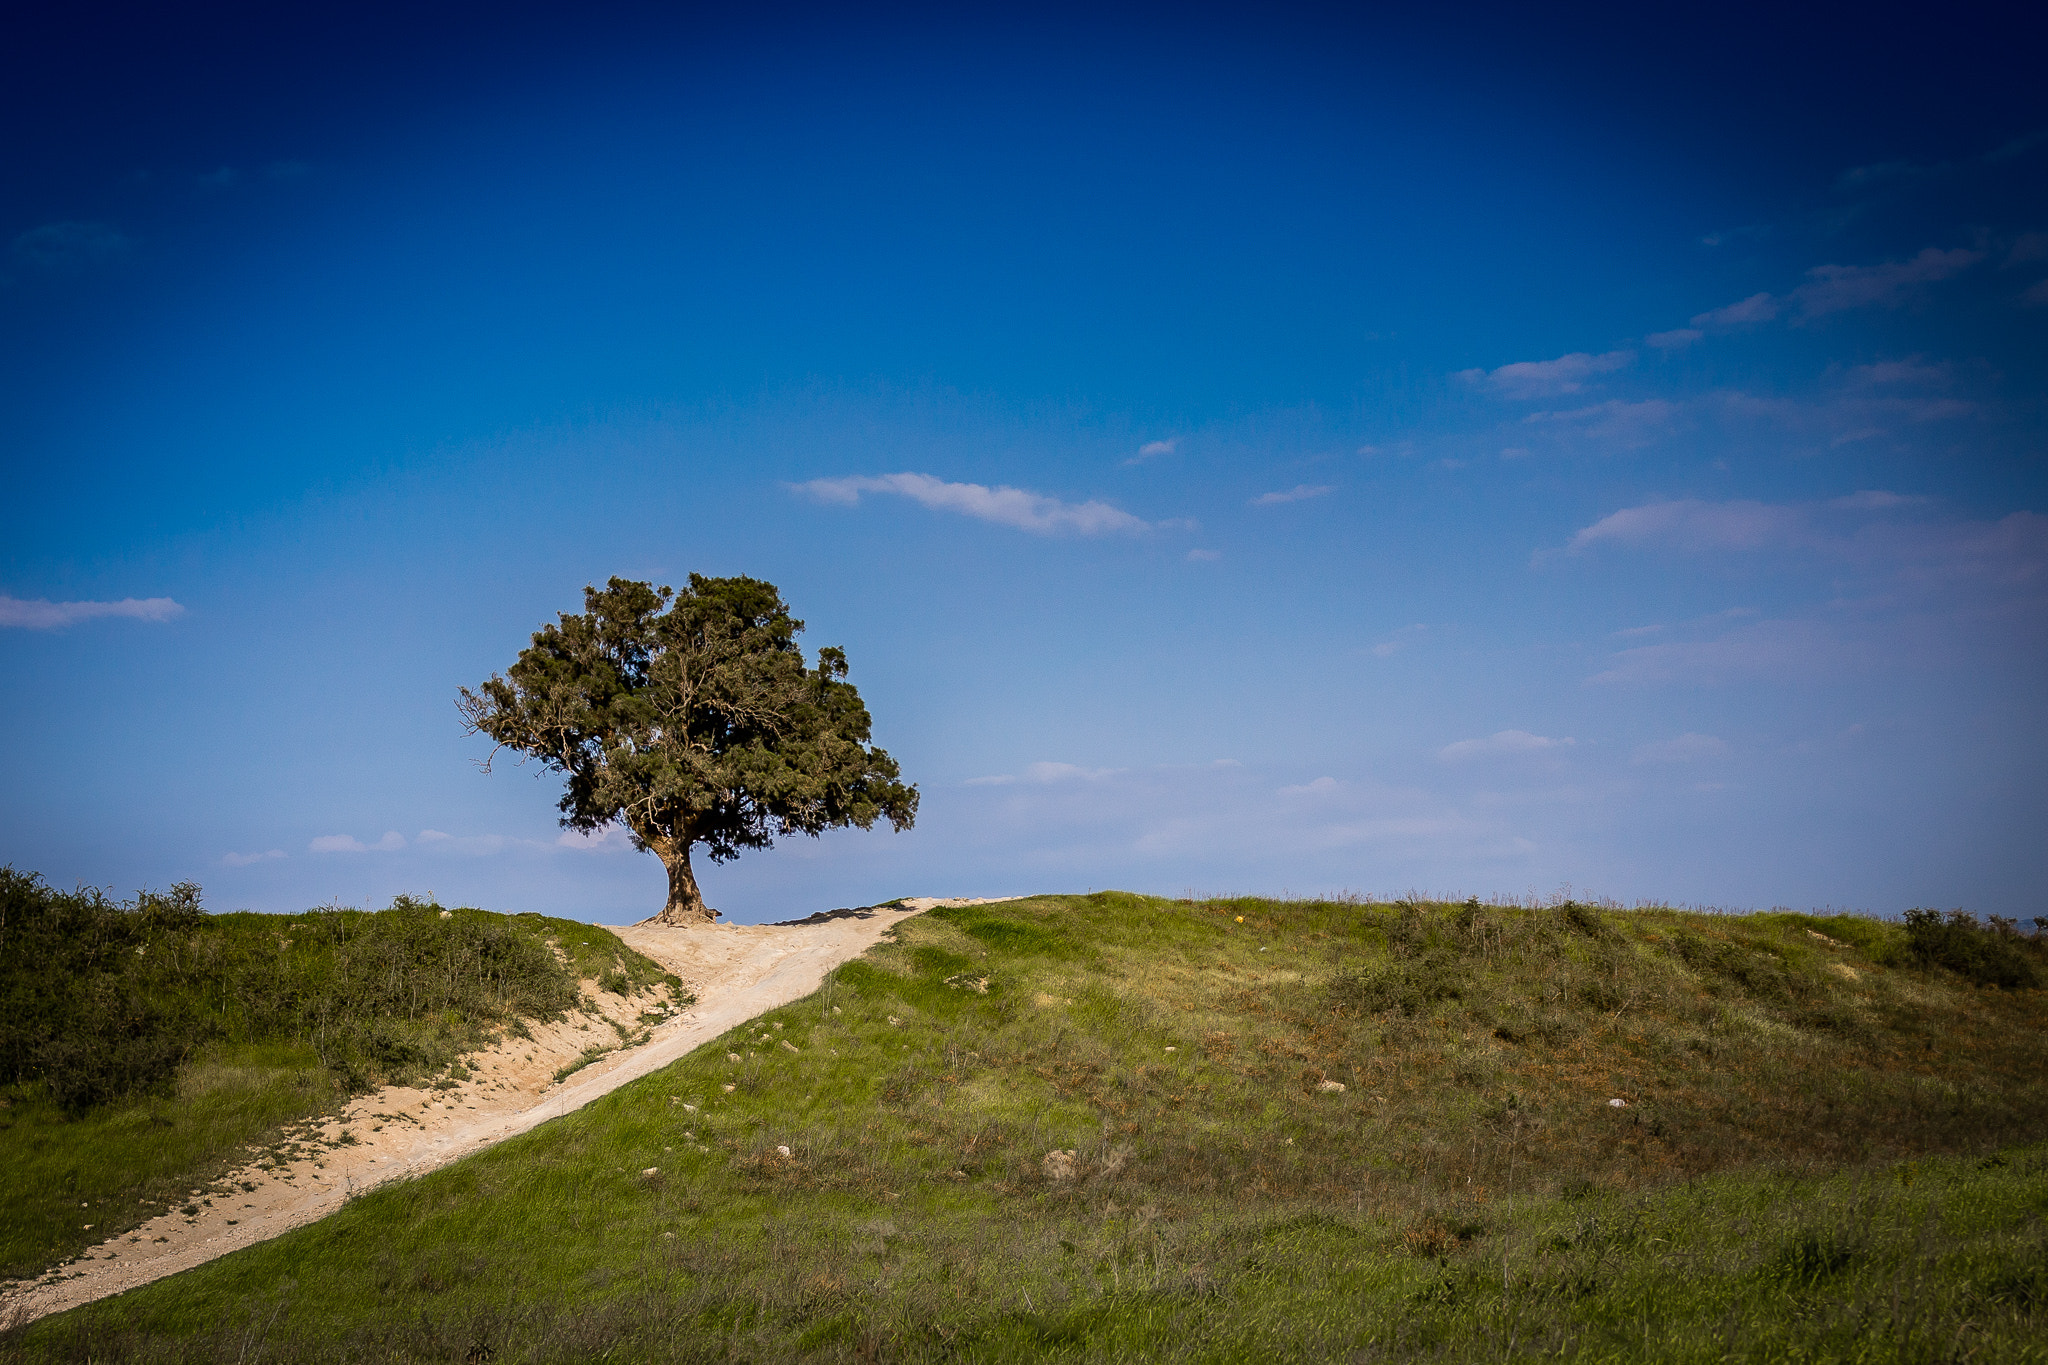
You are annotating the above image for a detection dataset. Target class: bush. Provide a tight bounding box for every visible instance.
[0,868,592,1111]
[1901,909,2040,989]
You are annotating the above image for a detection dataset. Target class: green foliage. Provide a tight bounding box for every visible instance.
[457,575,917,918]
[0,873,591,1109]
[0,870,671,1279]
[16,893,2047,1362]
[1900,908,2043,988]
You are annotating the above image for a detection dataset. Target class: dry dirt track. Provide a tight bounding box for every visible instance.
[4,897,1013,1325]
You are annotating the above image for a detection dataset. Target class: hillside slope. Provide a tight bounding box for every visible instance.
[11,893,2048,1363]
[0,872,681,1284]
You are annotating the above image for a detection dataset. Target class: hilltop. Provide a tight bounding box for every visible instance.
[8,892,2048,1363]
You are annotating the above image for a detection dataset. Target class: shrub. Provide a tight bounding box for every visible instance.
[0,868,594,1111]
[1901,909,2040,989]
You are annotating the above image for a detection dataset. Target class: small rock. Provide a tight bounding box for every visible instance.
[439,910,452,919]
[832,1005,842,1014]
[1164,1046,1177,1052]
[1316,1080,1346,1093]
[780,1040,799,1053]
[1042,1149,1078,1181]
[721,1083,736,1092]
[887,1015,903,1026]
[1608,1098,1627,1108]
[727,1053,742,1063]
[776,1145,791,1157]
[682,1102,698,1112]
[641,1167,660,1177]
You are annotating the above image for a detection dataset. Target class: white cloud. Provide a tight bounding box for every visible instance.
[2006,231,2048,266]
[0,594,184,629]
[1249,484,1334,506]
[966,761,1124,786]
[1456,350,1633,400]
[221,849,286,867]
[309,831,406,853]
[1633,733,1729,763]
[1691,292,1780,329]
[1589,619,1848,686]
[1125,438,1179,465]
[556,825,637,853]
[1523,398,1677,449]
[1278,776,1341,796]
[1646,328,1702,350]
[790,473,1147,536]
[1438,730,1576,761]
[1186,548,1221,562]
[1791,246,1982,318]
[1563,500,1805,555]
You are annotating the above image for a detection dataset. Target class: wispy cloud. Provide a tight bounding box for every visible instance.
[1646,328,1702,351]
[1830,489,1921,510]
[1457,350,1633,399]
[0,594,184,629]
[1848,358,1950,388]
[1691,292,1780,329]
[1438,730,1575,761]
[1370,624,1435,658]
[1125,438,1179,465]
[556,826,637,853]
[221,849,286,867]
[1590,619,1848,686]
[1791,246,1982,318]
[965,761,1124,786]
[1680,248,1984,341]
[791,473,1147,535]
[1250,484,1334,506]
[309,831,406,853]
[1523,399,1677,449]
[7,220,131,278]
[1186,548,1222,562]
[2005,232,2048,267]
[1563,500,1806,555]
[416,829,522,855]
[1633,733,1728,763]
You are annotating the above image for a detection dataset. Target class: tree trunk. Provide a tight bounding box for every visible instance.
[654,841,718,926]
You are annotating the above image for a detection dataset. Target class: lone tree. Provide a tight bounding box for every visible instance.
[458,575,917,926]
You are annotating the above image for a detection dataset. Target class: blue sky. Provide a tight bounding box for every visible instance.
[4,2,2044,923]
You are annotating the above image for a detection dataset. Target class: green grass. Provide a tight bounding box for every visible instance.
[10,892,2047,1362]
[0,871,682,1281]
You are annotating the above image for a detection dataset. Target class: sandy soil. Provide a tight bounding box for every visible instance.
[4,897,1014,1325]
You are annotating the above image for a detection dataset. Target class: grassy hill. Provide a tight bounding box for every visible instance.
[9,892,2048,1363]
[0,869,678,1282]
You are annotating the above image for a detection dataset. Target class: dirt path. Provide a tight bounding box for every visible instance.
[4,897,1014,1325]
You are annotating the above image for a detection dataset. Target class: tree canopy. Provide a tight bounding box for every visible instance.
[458,576,917,925]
